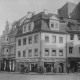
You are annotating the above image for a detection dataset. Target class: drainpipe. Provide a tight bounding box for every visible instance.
[39,30,41,67]
[66,34,68,72]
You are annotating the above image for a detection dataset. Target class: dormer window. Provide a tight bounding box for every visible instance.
[23,25,27,33]
[28,23,32,31]
[50,20,59,30]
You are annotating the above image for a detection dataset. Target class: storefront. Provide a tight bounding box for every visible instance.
[16,58,39,72]
[68,57,80,72]
[43,58,66,73]
[1,58,15,71]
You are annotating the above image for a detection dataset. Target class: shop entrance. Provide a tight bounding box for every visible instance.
[30,63,37,72]
[44,62,54,72]
[59,63,64,72]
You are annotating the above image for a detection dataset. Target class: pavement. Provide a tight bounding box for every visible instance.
[0,71,68,75]
[0,72,79,80]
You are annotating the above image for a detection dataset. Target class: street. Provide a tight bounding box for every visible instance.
[0,72,79,80]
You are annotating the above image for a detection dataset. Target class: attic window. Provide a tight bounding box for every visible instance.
[50,20,59,30]
[23,25,26,33]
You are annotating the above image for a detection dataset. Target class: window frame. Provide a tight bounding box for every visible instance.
[69,47,73,54]
[51,49,56,56]
[23,50,26,57]
[18,39,21,46]
[44,48,49,56]
[23,38,26,45]
[45,36,49,42]
[59,37,63,43]
[52,35,56,43]
[18,51,21,57]
[34,49,38,56]
[59,49,63,56]
[28,49,32,57]
[28,36,32,44]
[34,35,38,43]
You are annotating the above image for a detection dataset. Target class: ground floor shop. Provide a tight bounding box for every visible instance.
[16,58,66,73]
[1,58,16,71]
[67,57,80,72]
[16,58,39,72]
[43,58,66,73]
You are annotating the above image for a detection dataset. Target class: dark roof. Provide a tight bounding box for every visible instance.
[71,2,80,20]
[58,2,77,18]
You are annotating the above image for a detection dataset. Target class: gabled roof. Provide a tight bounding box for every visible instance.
[71,2,80,20]
[58,2,77,18]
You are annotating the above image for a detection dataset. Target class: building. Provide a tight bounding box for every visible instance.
[15,11,67,73]
[58,2,80,72]
[0,21,17,71]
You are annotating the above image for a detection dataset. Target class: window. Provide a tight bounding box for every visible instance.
[45,36,49,42]
[34,49,38,56]
[69,47,73,54]
[77,35,80,40]
[51,22,54,28]
[18,39,21,46]
[23,25,26,33]
[23,38,26,45]
[18,51,21,57]
[7,38,8,41]
[28,23,31,31]
[52,36,56,43]
[44,48,49,56]
[28,36,32,44]
[23,50,26,57]
[52,49,56,56]
[70,34,74,40]
[34,35,38,43]
[28,49,32,57]
[59,50,63,56]
[6,49,8,52]
[55,21,59,29]
[59,37,63,43]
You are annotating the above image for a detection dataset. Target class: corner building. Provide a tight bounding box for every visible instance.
[16,12,67,72]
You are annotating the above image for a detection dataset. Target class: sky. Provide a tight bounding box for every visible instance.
[0,0,79,36]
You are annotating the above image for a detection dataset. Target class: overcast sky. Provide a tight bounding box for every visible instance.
[0,0,79,36]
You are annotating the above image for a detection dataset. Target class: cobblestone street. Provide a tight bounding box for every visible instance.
[0,72,79,80]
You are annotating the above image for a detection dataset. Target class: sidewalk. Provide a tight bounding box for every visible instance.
[0,71,68,75]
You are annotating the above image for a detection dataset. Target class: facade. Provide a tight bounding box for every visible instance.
[0,2,80,73]
[15,11,67,72]
[0,21,17,71]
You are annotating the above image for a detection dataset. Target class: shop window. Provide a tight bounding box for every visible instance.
[23,38,26,45]
[70,34,74,40]
[28,49,32,57]
[18,51,21,57]
[77,35,80,40]
[69,47,73,54]
[23,50,26,57]
[18,39,21,46]
[34,49,38,56]
[34,35,38,43]
[28,36,32,44]
[59,37,63,43]
[52,49,56,56]
[45,36,49,42]
[44,48,49,56]
[59,50,63,56]
[52,35,56,43]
